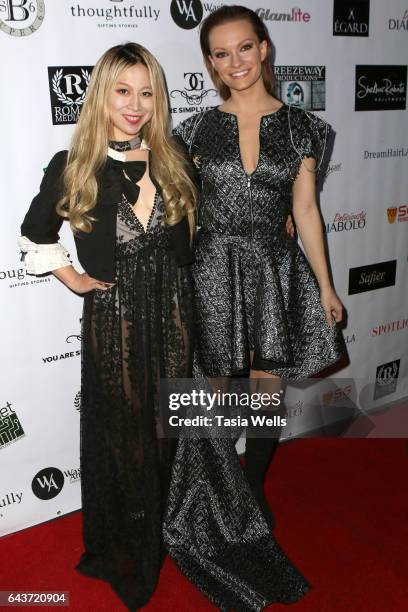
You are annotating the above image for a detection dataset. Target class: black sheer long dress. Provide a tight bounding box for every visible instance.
[76,187,193,610]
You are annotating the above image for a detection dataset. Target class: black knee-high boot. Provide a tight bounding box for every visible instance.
[244,433,279,529]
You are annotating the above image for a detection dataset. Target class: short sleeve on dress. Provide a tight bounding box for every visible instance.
[172,114,205,191]
[172,113,205,155]
[287,106,332,173]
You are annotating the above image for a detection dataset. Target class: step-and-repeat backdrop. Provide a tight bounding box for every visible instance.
[1,1,407,535]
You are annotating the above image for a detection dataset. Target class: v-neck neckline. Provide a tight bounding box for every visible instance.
[215,104,286,177]
[237,115,261,177]
[128,190,159,234]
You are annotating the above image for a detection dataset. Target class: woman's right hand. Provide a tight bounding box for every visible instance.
[68,272,115,294]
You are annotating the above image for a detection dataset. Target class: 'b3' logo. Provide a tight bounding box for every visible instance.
[170,0,203,30]
[0,0,45,36]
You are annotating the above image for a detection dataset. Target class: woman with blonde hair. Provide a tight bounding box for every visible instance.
[19,43,196,610]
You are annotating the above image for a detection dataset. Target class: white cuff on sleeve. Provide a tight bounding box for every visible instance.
[18,235,71,275]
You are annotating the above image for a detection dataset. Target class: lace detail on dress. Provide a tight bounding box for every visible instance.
[76,185,193,609]
[117,191,162,238]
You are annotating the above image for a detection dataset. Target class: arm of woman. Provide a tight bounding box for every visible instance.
[19,151,112,294]
[18,236,112,293]
[292,159,343,326]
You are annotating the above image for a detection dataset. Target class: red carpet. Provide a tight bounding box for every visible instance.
[2,439,408,611]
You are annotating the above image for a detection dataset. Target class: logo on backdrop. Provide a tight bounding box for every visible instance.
[388,10,408,31]
[66,329,82,344]
[32,467,65,500]
[170,72,217,114]
[1,263,53,289]
[284,400,304,420]
[0,0,45,36]
[256,7,311,23]
[1,266,25,286]
[0,491,23,517]
[371,318,408,337]
[325,211,366,233]
[322,384,352,406]
[386,204,408,223]
[348,260,397,295]
[281,400,304,437]
[374,359,400,400]
[364,146,408,160]
[48,66,93,125]
[64,467,81,484]
[274,66,326,110]
[355,65,407,111]
[170,0,203,29]
[333,0,370,37]
[324,161,342,178]
[0,401,25,450]
[42,320,81,364]
[43,349,82,364]
[74,391,81,411]
[345,333,356,344]
[69,1,160,27]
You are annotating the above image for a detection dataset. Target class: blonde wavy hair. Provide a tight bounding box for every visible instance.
[57,43,196,236]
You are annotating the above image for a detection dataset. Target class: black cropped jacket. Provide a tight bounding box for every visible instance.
[20,149,194,283]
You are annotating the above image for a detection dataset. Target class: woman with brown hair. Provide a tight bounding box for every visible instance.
[174,4,344,531]
[164,3,345,609]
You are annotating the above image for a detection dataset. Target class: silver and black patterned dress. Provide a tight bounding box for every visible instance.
[174,104,345,379]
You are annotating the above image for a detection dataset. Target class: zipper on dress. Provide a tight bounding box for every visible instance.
[247,174,254,239]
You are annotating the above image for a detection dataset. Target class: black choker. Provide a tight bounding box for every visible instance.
[108,135,142,152]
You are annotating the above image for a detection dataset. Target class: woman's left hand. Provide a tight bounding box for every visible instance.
[320,286,343,327]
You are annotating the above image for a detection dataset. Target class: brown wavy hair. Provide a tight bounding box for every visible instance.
[199,5,275,101]
[57,43,196,236]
